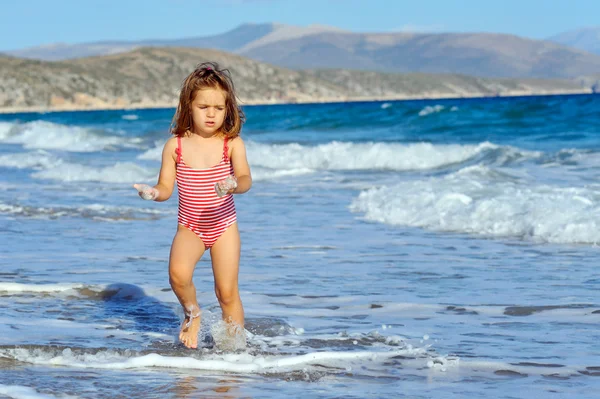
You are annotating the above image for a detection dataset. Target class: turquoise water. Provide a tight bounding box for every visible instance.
[0,94,599,398]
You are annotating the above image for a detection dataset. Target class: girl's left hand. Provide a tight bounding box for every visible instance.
[215,175,238,197]
[133,184,159,200]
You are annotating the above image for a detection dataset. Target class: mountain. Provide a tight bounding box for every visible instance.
[239,31,600,79]
[5,23,342,61]
[548,27,600,55]
[7,42,140,61]
[7,23,600,79]
[0,47,591,113]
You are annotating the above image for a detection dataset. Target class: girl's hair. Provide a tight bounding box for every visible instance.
[170,62,245,138]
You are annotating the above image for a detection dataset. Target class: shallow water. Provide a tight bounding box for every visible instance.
[1,95,599,398]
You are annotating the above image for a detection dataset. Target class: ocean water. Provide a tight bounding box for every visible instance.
[0,94,599,398]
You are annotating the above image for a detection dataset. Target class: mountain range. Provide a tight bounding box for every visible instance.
[6,23,600,79]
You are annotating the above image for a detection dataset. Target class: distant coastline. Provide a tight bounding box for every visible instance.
[2,46,597,116]
[0,88,592,115]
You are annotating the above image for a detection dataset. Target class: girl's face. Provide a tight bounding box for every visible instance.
[190,88,226,136]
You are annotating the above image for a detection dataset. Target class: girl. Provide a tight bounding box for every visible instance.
[133,62,252,349]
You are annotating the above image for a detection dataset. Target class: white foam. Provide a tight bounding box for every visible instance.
[0,282,85,293]
[121,114,139,120]
[417,104,458,116]
[0,121,122,152]
[137,140,533,173]
[0,282,162,299]
[0,121,14,139]
[246,141,499,171]
[419,104,445,116]
[0,384,77,399]
[0,151,62,170]
[137,142,163,160]
[32,162,156,183]
[251,166,315,181]
[3,347,425,373]
[0,201,167,220]
[350,165,600,244]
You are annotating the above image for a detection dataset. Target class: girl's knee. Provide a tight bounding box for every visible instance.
[214,285,239,306]
[169,267,192,288]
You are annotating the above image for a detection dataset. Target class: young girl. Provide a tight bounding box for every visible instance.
[133,62,252,349]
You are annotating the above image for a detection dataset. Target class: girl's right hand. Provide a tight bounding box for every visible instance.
[133,184,159,201]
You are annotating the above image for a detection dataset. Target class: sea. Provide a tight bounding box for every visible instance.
[0,94,599,398]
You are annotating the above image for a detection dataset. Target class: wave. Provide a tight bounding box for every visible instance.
[0,282,166,299]
[27,159,309,184]
[139,140,532,172]
[0,384,76,399]
[0,121,141,152]
[1,344,427,374]
[418,104,458,116]
[0,201,168,221]
[31,161,156,183]
[0,150,63,170]
[244,141,543,172]
[0,282,86,293]
[2,344,597,379]
[10,134,596,186]
[350,165,600,244]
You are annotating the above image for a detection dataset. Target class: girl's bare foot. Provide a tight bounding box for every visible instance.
[211,318,247,351]
[179,310,201,349]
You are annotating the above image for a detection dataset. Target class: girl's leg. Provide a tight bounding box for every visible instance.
[210,222,244,329]
[169,225,206,348]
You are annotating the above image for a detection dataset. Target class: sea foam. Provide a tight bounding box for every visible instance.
[0,384,77,399]
[32,161,156,183]
[0,150,62,170]
[137,140,543,173]
[350,165,600,244]
[0,121,124,152]
[2,346,427,373]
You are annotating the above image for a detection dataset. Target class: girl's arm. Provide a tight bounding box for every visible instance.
[230,137,252,194]
[133,137,178,201]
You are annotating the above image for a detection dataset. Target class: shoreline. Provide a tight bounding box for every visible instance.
[0,88,593,115]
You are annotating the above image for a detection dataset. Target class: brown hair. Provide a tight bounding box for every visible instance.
[170,62,245,138]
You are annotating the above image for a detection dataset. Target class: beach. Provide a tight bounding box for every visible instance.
[1,94,599,398]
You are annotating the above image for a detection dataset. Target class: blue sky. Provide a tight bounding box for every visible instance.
[1,0,598,51]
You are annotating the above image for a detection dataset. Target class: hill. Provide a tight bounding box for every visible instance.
[0,47,592,113]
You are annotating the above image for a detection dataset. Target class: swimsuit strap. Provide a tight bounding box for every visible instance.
[176,136,182,163]
[223,137,229,163]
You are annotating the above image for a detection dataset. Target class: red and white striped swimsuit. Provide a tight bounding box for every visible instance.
[175,136,237,248]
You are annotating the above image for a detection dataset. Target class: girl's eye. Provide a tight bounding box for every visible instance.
[217,108,224,111]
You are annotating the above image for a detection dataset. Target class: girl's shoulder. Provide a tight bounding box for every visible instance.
[162,136,180,161]
[227,136,247,159]
[227,135,246,148]
[164,136,179,149]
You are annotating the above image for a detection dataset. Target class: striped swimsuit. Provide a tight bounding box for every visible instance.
[175,136,237,248]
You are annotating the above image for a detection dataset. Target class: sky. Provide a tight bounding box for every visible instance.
[1,0,599,51]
